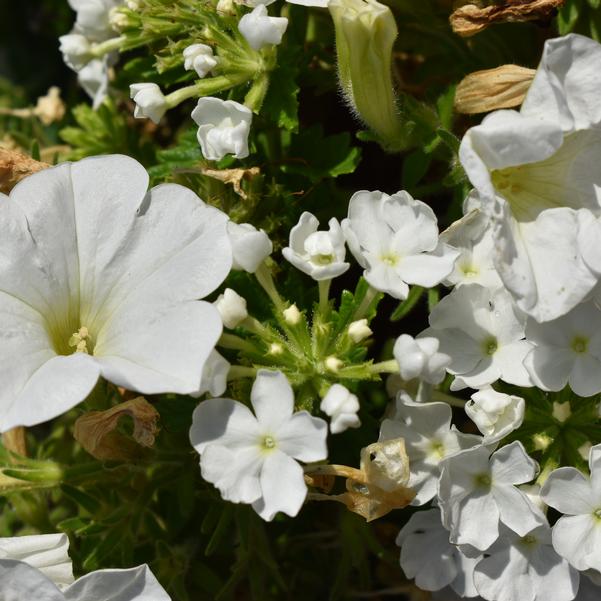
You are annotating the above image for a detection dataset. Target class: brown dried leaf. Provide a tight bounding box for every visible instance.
[200,167,260,200]
[0,149,49,194]
[340,480,415,522]
[450,0,564,37]
[74,397,160,462]
[455,64,536,114]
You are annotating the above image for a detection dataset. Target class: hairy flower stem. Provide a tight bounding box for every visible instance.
[255,263,285,312]
[368,359,398,374]
[218,333,259,353]
[352,285,379,321]
[227,365,257,380]
[318,279,331,316]
[165,74,250,109]
[89,35,127,58]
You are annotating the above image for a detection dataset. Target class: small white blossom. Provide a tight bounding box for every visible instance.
[438,442,545,551]
[227,221,273,273]
[130,83,168,124]
[189,370,328,521]
[393,334,450,384]
[238,5,288,51]
[191,97,252,161]
[58,34,92,71]
[524,301,601,397]
[348,319,372,343]
[320,384,360,434]
[381,393,481,505]
[540,443,601,573]
[183,44,218,78]
[68,0,122,42]
[282,212,349,281]
[465,388,525,444]
[425,284,533,390]
[342,190,459,300]
[214,288,248,329]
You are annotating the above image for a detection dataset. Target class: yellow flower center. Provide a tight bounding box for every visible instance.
[68,326,92,355]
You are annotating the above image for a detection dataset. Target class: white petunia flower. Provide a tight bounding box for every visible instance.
[440,207,502,289]
[473,524,579,601]
[214,288,248,329]
[183,44,218,78]
[458,34,601,323]
[397,508,481,596]
[341,190,459,300]
[189,370,328,521]
[380,393,481,505]
[0,534,73,590]
[282,212,350,281]
[191,97,252,161]
[393,334,451,385]
[227,221,273,272]
[238,5,288,51]
[540,443,601,573]
[320,384,360,434]
[425,284,533,391]
[130,83,168,124]
[0,560,171,600]
[0,155,231,431]
[438,441,545,551]
[465,388,525,444]
[194,350,230,398]
[524,301,601,397]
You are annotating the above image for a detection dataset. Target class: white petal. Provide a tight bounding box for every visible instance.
[540,467,596,515]
[275,411,328,462]
[474,549,536,601]
[0,559,64,601]
[490,441,538,485]
[493,485,546,537]
[250,370,295,431]
[449,493,500,550]
[551,514,601,572]
[570,355,601,397]
[530,544,579,601]
[524,345,574,392]
[396,252,457,288]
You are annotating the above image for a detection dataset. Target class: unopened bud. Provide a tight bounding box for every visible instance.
[109,7,130,31]
[552,401,571,423]
[325,356,343,372]
[455,65,535,114]
[348,319,372,343]
[214,288,248,329]
[268,342,284,356]
[283,304,301,325]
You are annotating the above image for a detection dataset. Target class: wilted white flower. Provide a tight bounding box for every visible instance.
[342,190,459,300]
[227,221,273,272]
[438,442,545,551]
[393,334,450,384]
[183,44,218,78]
[320,384,360,434]
[214,288,248,329]
[282,212,349,281]
[0,155,231,431]
[465,388,525,444]
[191,97,252,161]
[348,319,372,343]
[58,34,92,71]
[189,370,328,521]
[425,284,533,390]
[238,5,288,51]
[524,301,601,397]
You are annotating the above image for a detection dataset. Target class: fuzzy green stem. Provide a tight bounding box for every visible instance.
[352,285,379,321]
[318,279,331,316]
[227,365,257,380]
[89,35,127,58]
[368,359,398,374]
[164,74,250,109]
[218,333,257,353]
[431,389,466,408]
[255,263,285,312]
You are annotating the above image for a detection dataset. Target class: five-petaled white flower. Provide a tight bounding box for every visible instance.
[130,83,168,124]
[183,43,218,78]
[320,383,360,434]
[189,370,328,521]
[0,155,231,431]
[393,334,450,385]
[238,5,288,51]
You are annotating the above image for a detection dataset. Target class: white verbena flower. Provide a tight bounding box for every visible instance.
[348,319,372,343]
[438,441,545,551]
[342,190,459,300]
[0,155,231,431]
[381,393,481,505]
[393,334,451,385]
[189,370,328,521]
[524,301,601,397]
[425,284,533,391]
[473,523,579,601]
[465,388,525,444]
[540,443,601,573]
[0,534,73,590]
[227,221,273,272]
[130,83,168,124]
[0,560,170,601]
[320,384,360,434]
[282,212,350,281]
[238,5,289,51]
[68,0,122,42]
[58,34,92,71]
[183,44,218,78]
[458,33,601,323]
[191,97,252,161]
[214,288,248,329]
[194,350,230,398]
[77,56,111,109]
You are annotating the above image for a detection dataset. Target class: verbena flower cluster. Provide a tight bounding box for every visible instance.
[2,0,601,599]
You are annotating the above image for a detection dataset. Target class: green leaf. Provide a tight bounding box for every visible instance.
[401,150,431,190]
[558,0,581,33]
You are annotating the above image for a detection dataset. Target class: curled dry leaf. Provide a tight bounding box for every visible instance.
[0,148,49,194]
[455,64,536,114]
[200,166,260,200]
[74,397,160,462]
[450,0,564,37]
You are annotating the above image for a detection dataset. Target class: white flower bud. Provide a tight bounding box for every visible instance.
[183,44,219,78]
[126,0,140,9]
[320,384,360,434]
[129,83,168,124]
[465,388,525,444]
[283,304,301,325]
[227,221,273,273]
[393,334,450,384]
[325,356,343,372]
[191,97,252,161]
[268,342,284,356]
[238,5,288,51]
[109,7,129,31]
[348,319,372,343]
[59,33,92,71]
[214,288,248,329]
